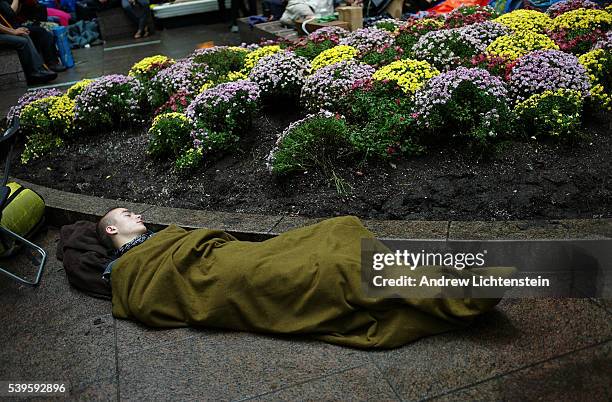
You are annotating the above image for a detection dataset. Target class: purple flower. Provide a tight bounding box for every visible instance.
[546,0,600,18]
[74,74,142,129]
[186,79,260,138]
[300,60,375,111]
[415,66,508,124]
[248,51,310,98]
[509,50,590,102]
[150,58,213,98]
[7,88,63,123]
[308,26,349,43]
[339,27,394,54]
[593,30,612,50]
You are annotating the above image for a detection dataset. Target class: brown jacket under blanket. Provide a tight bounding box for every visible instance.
[57,221,113,299]
[111,216,516,349]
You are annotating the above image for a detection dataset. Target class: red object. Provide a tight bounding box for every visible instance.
[427,0,490,14]
[47,7,70,26]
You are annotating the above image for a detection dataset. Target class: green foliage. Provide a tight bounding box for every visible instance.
[19,95,74,163]
[513,89,584,138]
[418,81,513,145]
[342,81,421,158]
[192,47,248,79]
[360,46,405,68]
[175,147,204,171]
[269,116,352,175]
[147,112,193,158]
[293,39,337,60]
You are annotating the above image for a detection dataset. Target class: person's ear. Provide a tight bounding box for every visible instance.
[105,225,117,236]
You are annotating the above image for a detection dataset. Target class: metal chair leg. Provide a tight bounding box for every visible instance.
[0,225,47,286]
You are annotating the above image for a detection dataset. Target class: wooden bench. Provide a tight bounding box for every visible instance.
[0,49,27,89]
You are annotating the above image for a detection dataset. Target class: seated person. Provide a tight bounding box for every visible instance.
[95,207,515,349]
[117,0,151,39]
[280,0,339,27]
[0,0,66,72]
[0,12,57,83]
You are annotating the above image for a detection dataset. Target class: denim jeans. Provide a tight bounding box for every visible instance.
[121,0,151,33]
[0,33,44,75]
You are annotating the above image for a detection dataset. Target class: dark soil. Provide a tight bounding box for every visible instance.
[11,109,612,221]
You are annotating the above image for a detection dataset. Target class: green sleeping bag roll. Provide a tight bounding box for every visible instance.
[0,182,46,257]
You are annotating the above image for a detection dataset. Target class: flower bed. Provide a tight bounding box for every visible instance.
[4,6,612,220]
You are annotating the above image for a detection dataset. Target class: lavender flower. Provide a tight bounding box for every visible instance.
[186,79,260,138]
[547,0,600,18]
[412,28,484,70]
[300,60,375,111]
[308,26,349,43]
[248,51,310,99]
[414,66,509,126]
[74,74,143,130]
[7,88,63,123]
[457,21,512,49]
[593,30,612,50]
[339,27,394,54]
[509,50,590,102]
[149,58,213,104]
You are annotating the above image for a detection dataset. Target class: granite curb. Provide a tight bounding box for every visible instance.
[13,178,612,241]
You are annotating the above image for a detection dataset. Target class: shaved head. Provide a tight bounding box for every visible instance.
[97,207,120,250]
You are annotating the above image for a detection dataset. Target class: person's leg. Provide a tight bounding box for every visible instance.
[121,0,139,26]
[135,0,151,34]
[24,24,59,66]
[0,33,44,75]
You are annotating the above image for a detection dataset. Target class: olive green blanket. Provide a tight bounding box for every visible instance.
[111,216,513,349]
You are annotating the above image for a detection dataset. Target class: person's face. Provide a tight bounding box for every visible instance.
[105,208,147,237]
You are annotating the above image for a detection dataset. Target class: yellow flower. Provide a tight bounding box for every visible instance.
[129,55,175,77]
[550,9,612,31]
[372,59,439,94]
[579,49,612,110]
[486,31,559,60]
[227,46,250,53]
[20,95,75,135]
[198,81,216,93]
[494,9,552,33]
[66,79,94,99]
[151,112,189,128]
[310,45,358,72]
[224,70,248,82]
[242,45,282,72]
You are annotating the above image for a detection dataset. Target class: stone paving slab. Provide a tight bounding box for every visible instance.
[432,341,612,402]
[115,318,197,357]
[117,330,371,401]
[247,364,400,402]
[0,314,116,392]
[0,229,111,340]
[369,289,612,401]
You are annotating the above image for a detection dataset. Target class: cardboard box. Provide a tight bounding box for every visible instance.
[336,6,363,31]
[385,0,403,19]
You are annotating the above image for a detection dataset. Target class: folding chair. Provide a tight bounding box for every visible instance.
[0,117,47,286]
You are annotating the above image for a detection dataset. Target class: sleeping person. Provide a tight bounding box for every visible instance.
[95,207,515,349]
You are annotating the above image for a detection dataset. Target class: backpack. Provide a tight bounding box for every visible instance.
[0,182,46,257]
